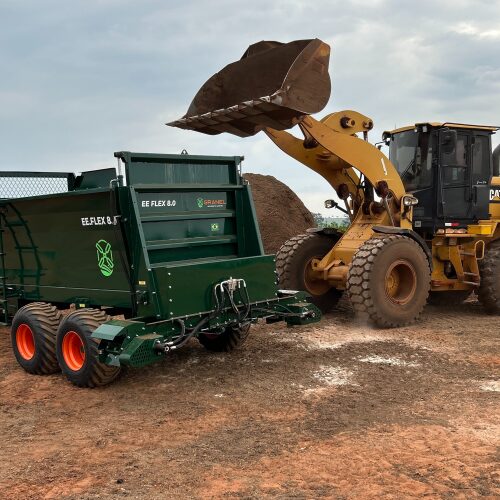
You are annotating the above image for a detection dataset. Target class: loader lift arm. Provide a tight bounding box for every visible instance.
[262,111,411,285]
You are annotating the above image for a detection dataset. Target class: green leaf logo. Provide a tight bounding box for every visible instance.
[197,197,204,208]
[211,223,219,232]
[96,239,114,277]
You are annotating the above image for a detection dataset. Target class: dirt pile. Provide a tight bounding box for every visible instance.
[243,173,315,254]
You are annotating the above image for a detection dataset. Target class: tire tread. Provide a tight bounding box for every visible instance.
[276,233,342,313]
[11,302,61,375]
[478,240,500,314]
[198,325,251,352]
[57,309,120,387]
[347,235,430,328]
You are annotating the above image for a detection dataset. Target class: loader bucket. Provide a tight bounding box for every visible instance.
[168,38,331,137]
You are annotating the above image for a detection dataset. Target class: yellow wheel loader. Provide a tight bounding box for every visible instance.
[169,39,500,327]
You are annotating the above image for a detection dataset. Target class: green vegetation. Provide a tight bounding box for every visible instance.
[312,213,349,232]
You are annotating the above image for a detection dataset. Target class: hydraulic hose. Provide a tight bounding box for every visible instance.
[171,318,209,350]
[154,317,210,353]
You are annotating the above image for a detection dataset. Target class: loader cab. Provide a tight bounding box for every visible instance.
[384,123,498,234]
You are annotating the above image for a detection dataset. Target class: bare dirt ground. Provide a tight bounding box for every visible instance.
[0,298,498,499]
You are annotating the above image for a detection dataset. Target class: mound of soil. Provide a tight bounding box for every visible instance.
[243,173,315,254]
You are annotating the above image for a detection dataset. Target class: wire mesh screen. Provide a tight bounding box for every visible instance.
[0,172,71,199]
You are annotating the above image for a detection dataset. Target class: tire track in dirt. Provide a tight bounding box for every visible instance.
[0,300,498,499]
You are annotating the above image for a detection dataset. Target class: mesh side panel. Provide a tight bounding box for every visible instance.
[0,175,70,199]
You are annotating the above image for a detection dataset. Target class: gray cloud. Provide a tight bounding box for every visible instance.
[1,0,499,213]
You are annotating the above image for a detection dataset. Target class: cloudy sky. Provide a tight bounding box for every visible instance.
[1,0,499,214]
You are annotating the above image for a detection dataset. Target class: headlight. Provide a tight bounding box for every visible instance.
[402,195,419,207]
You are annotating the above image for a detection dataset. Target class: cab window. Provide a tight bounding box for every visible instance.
[442,134,467,185]
[389,130,433,191]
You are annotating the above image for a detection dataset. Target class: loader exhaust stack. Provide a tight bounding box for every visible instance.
[168,39,331,137]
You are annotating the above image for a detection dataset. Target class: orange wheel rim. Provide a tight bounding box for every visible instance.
[303,257,331,296]
[385,259,417,305]
[62,331,85,371]
[16,323,35,360]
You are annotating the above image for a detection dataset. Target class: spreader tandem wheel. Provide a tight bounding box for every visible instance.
[198,324,251,352]
[347,235,431,327]
[11,302,62,375]
[56,309,121,387]
[276,233,342,313]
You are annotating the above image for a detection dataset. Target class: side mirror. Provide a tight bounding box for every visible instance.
[440,128,457,155]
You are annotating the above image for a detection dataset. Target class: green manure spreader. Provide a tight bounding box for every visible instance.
[0,152,320,387]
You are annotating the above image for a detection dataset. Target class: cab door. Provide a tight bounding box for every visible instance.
[439,130,472,222]
[470,133,492,221]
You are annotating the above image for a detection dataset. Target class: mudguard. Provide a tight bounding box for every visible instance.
[372,225,433,269]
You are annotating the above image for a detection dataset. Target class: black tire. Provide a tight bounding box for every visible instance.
[198,324,251,352]
[478,239,500,314]
[276,233,342,313]
[11,302,61,375]
[347,235,431,328]
[427,290,471,306]
[56,308,121,387]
